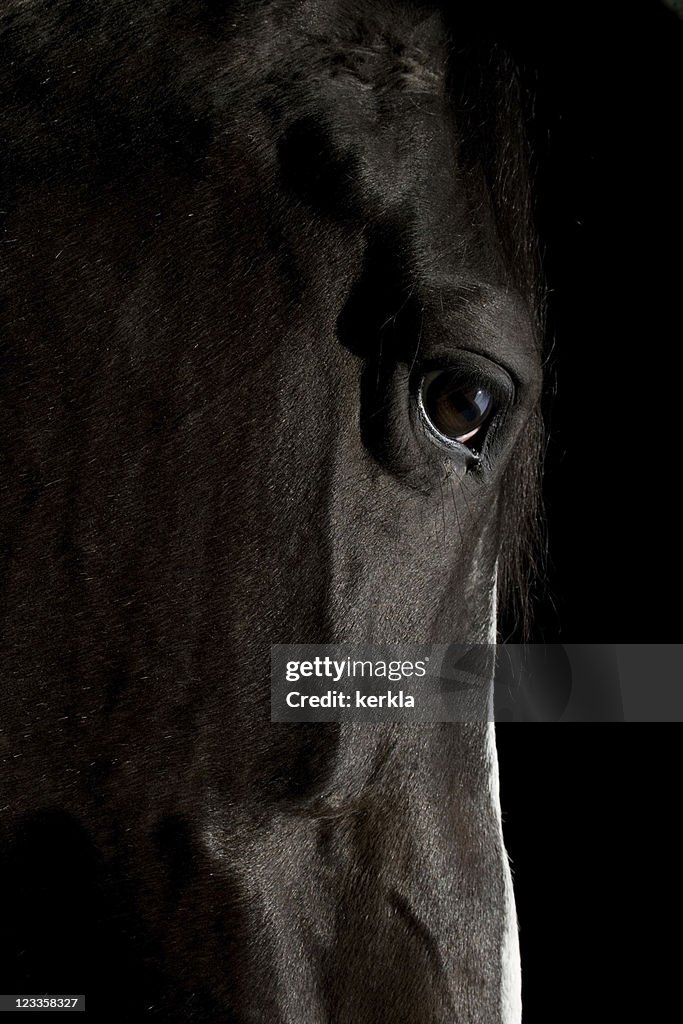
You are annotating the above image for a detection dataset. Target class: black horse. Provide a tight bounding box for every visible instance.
[1,2,542,1020]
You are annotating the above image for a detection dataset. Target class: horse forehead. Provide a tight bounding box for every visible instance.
[233,2,450,140]
[295,1,447,88]
[226,5,509,288]
[254,0,447,77]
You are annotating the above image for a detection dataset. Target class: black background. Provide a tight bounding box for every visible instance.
[500,4,680,1020]
[498,730,679,1021]
[521,0,680,641]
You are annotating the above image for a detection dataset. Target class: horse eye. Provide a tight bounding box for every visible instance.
[419,370,494,448]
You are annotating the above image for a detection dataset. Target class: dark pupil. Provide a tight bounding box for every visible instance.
[424,374,492,439]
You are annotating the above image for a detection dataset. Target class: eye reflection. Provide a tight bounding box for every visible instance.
[419,370,494,449]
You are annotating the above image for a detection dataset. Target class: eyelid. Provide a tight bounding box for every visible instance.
[411,348,518,398]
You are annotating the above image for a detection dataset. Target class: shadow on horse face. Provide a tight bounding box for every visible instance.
[0,1,542,1020]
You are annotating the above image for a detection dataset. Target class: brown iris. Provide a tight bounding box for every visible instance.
[419,370,493,447]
